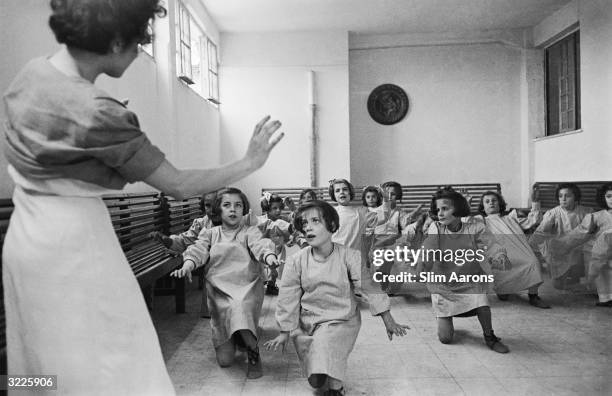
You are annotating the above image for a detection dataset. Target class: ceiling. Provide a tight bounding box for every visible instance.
[200,0,572,35]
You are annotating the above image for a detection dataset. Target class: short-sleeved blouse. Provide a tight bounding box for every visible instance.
[3,57,165,189]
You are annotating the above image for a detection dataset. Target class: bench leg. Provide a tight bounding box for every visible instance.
[201,283,210,318]
[175,277,185,314]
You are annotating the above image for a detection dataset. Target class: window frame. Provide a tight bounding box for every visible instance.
[544,29,581,137]
[175,0,220,104]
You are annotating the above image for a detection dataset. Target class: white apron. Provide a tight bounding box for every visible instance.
[2,166,175,396]
[484,214,543,294]
[204,228,265,348]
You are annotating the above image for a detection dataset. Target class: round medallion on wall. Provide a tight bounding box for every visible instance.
[367,84,409,125]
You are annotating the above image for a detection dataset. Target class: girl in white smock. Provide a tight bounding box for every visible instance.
[265,200,409,396]
[473,191,550,308]
[171,188,279,379]
[329,179,387,252]
[420,188,511,353]
[560,183,612,305]
[529,183,593,289]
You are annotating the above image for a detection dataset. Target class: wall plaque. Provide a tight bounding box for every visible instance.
[367,84,409,125]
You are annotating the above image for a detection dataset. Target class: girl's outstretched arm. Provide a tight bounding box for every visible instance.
[276,256,304,333]
[346,249,410,339]
[264,331,290,352]
[379,311,410,340]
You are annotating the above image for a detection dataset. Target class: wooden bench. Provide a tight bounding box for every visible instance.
[103,192,186,313]
[533,181,611,211]
[0,198,14,376]
[263,183,502,215]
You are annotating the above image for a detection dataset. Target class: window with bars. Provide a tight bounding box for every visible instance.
[175,1,220,104]
[545,30,580,136]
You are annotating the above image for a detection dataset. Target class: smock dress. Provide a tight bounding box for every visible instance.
[168,215,214,253]
[257,218,292,279]
[529,205,592,285]
[589,230,612,302]
[372,208,414,294]
[474,208,543,294]
[420,221,505,317]
[2,58,174,394]
[276,244,390,381]
[562,210,612,301]
[182,225,275,347]
[333,205,381,251]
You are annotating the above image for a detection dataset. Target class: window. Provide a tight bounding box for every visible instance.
[207,39,219,104]
[175,1,220,104]
[545,30,580,136]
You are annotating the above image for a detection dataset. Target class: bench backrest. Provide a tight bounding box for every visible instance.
[103,192,173,279]
[263,183,501,215]
[167,196,204,235]
[533,181,611,211]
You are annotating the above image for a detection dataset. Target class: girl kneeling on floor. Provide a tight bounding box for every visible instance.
[265,200,409,396]
[421,188,511,353]
[171,188,279,379]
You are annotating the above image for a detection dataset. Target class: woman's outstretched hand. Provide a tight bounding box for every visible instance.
[245,116,284,170]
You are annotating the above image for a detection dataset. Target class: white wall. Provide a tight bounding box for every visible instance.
[0,0,221,197]
[219,31,350,211]
[532,0,612,182]
[349,34,524,206]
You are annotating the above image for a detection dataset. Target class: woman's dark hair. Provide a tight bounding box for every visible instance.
[430,187,471,219]
[362,186,382,207]
[596,182,612,209]
[210,187,250,226]
[555,183,582,203]
[49,0,167,54]
[261,193,284,212]
[293,200,339,234]
[381,181,403,201]
[299,189,318,202]
[328,179,354,202]
[477,191,508,217]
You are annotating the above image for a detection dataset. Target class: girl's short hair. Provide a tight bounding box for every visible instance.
[328,179,355,202]
[362,186,383,207]
[299,189,318,202]
[596,182,612,209]
[555,183,582,203]
[210,187,250,226]
[430,187,471,219]
[49,0,166,54]
[477,191,508,217]
[261,193,284,212]
[293,200,339,234]
[381,181,403,201]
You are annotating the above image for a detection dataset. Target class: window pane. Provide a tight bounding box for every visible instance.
[545,31,580,136]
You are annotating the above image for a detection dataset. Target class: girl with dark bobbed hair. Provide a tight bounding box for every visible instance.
[3,1,283,393]
[475,191,549,308]
[529,183,593,289]
[421,187,512,353]
[265,200,408,395]
[561,182,612,306]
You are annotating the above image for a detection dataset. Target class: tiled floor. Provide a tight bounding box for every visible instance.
[152,278,611,396]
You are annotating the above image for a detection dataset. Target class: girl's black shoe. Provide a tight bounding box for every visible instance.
[324,387,345,396]
[484,331,509,353]
[246,346,263,379]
